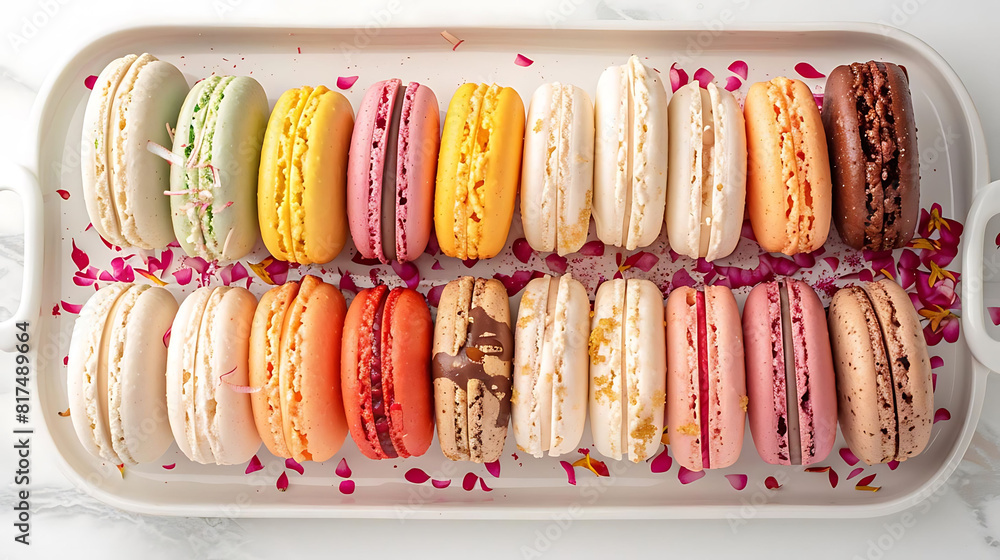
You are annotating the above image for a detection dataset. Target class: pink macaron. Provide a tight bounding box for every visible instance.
[743,279,837,466]
[347,79,440,263]
[666,285,747,472]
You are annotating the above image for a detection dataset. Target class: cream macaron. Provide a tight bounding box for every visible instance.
[593,56,669,250]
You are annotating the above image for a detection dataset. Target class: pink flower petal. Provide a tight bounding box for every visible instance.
[339,480,355,494]
[462,258,478,268]
[996,231,1000,248]
[560,460,577,485]
[650,449,673,474]
[578,240,605,256]
[427,284,445,307]
[162,326,171,348]
[794,62,826,79]
[624,251,658,272]
[692,68,714,88]
[856,473,877,487]
[545,254,568,274]
[933,372,938,391]
[276,472,289,491]
[351,252,381,266]
[823,257,840,273]
[51,304,60,316]
[512,238,533,263]
[425,233,440,256]
[336,458,352,478]
[839,447,860,466]
[337,75,359,89]
[724,76,741,91]
[60,301,83,314]
[514,54,534,67]
[245,455,263,474]
[71,240,89,271]
[727,60,748,80]
[494,270,544,296]
[172,268,193,285]
[812,93,824,108]
[405,468,431,484]
[263,259,290,285]
[431,260,443,270]
[887,460,900,471]
[162,463,176,470]
[830,469,839,488]
[764,476,781,490]
[479,478,493,492]
[669,63,689,93]
[462,472,478,491]
[391,260,420,289]
[338,270,359,294]
[285,458,304,475]
[57,189,70,200]
[934,408,951,423]
[678,466,706,485]
[989,307,1000,326]
[671,268,696,290]
[485,460,501,478]
[930,356,944,369]
[847,467,865,480]
[84,75,98,89]
[722,474,747,491]
[432,479,451,489]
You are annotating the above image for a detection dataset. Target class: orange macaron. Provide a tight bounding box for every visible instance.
[249,275,348,462]
[341,285,434,459]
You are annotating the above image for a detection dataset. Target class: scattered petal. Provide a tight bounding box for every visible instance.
[856,485,881,492]
[135,269,168,286]
[391,260,420,289]
[485,460,501,478]
[462,472,478,491]
[432,479,451,489]
[494,270,545,296]
[514,54,534,67]
[405,468,431,484]
[440,30,464,50]
[678,466,705,485]
[823,256,840,273]
[245,455,264,474]
[545,254,568,274]
[172,267,193,285]
[571,453,610,477]
[794,62,826,79]
[887,460,900,471]
[431,260,443,271]
[51,304,60,316]
[162,326,171,348]
[848,467,865,480]
[989,307,1000,326]
[934,408,951,423]
[856,473,878,488]
[764,476,781,490]
[57,408,71,417]
[650,448,673,473]
[116,464,125,478]
[724,76,741,91]
[71,240,89,271]
[560,461,577,485]
[162,463,176,470]
[839,447,860,466]
[285,458,304,475]
[725,474,748,491]
[933,372,938,391]
[624,251,658,272]
[462,258,478,268]
[427,284,445,307]
[930,356,944,369]
[336,458,352,478]
[812,93,823,108]
[339,480,355,494]
[578,240,605,256]
[727,60,748,80]
[57,189,70,200]
[60,301,83,314]
[479,478,493,492]
[337,76,359,89]
[276,472,289,491]
[669,63,689,93]
[692,68,714,88]
[512,238,533,263]
[84,75,98,89]
[805,466,838,488]
[338,270,359,294]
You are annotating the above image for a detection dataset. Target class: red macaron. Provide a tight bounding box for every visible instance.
[342,285,434,459]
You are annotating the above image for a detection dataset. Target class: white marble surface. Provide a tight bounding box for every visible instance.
[2,0,1000,558]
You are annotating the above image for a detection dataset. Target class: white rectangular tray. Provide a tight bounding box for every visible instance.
[12,21,997,518]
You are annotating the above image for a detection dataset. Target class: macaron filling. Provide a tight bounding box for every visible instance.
[695,291,710,469]
[367,286,399,457]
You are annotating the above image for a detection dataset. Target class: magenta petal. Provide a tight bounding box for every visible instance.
[514,53,534,67]
[829,469,839,489]
[479,478,493,492]
[839,447,860,466]
[578,240,605,256]
[678,466,706,485]
[650,449,673,473]
[934,408,951,423]
[337,75,359,89]
[933,372,938,391]
[629,251,659,272]
[670,268,696,290]
[996,231,1000,248]
[669,63,689,93]
[432,479,451,489]
[857,473,877,487]
[887,460,900,471]
[462,472,478,491]
[725,474,748,491]
[84,75,98,89]
[285,458,304,475]
[462,258,478,268]
[485,460,501,478]
[339,480,355,494]
[988,307,1000,326]
[427,284,445,307]
[431,260,443,271]
[425,233,440,256]
[494,270,544,297]
[351,252,381,266]
[244,455,263,474]
[724,76,741,91]
[405,468,431,484]
[823,257,840,273]
[560,461,577,485]
[61,301,83,314]
[336,458,352,478]
[692,68,714,88]
[727,60,749,80]
[930,356,944,369]
[162,463,176,470]
[545,254,568,275]
[71,240,89,271]
[172,268,193,285]
[391,260,420,289]
[764,476,781,490]
[264,259,290,285]
[338,271,359,294]
[847,467,864,480]
[512,238,533,263]
[162,326,171,348]
[794,62,826,79]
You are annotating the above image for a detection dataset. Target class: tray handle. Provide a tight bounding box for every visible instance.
[0,162,43,352]
[962,178,1000,373]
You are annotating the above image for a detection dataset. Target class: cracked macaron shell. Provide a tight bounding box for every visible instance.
[248,282,299,458]
[512,274,590,458]
[519,83,595,256]
[434,84,524,260]
[259,85,353,264]
[342,286,434,459]
[745,77,831,255]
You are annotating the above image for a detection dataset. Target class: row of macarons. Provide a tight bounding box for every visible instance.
[67,273,932,471]
[83,54,916,266]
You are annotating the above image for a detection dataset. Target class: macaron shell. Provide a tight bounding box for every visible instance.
[704,285,746,469]
[346,80,392,261]
[110,56,187,249]
[396,83,440,262]
[279,276,348,462]
[205,287,261,465]
[513,276,552,456]
[258,87,307,262]
[792,280,838,464]
[743,281,787,464]
[666,286,702,470]
[588,278,626,460]
[248,282,298,458]
[295,87,353,264]
[166,286,214,463]
[108,286,177,464]
[81,55,137,247]
[341,287,381,458]
[385,288,434,456]
[434,84,479,259]
[67,282,130,462]
[706,82,747,261]
[623,278,666,462]
[665,82,705,259]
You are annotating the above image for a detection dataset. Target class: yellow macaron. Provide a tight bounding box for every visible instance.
[434,83,524,260]
[258,86,354,264]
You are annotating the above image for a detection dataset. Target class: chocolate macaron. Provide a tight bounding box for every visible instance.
[822,61,919,250]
